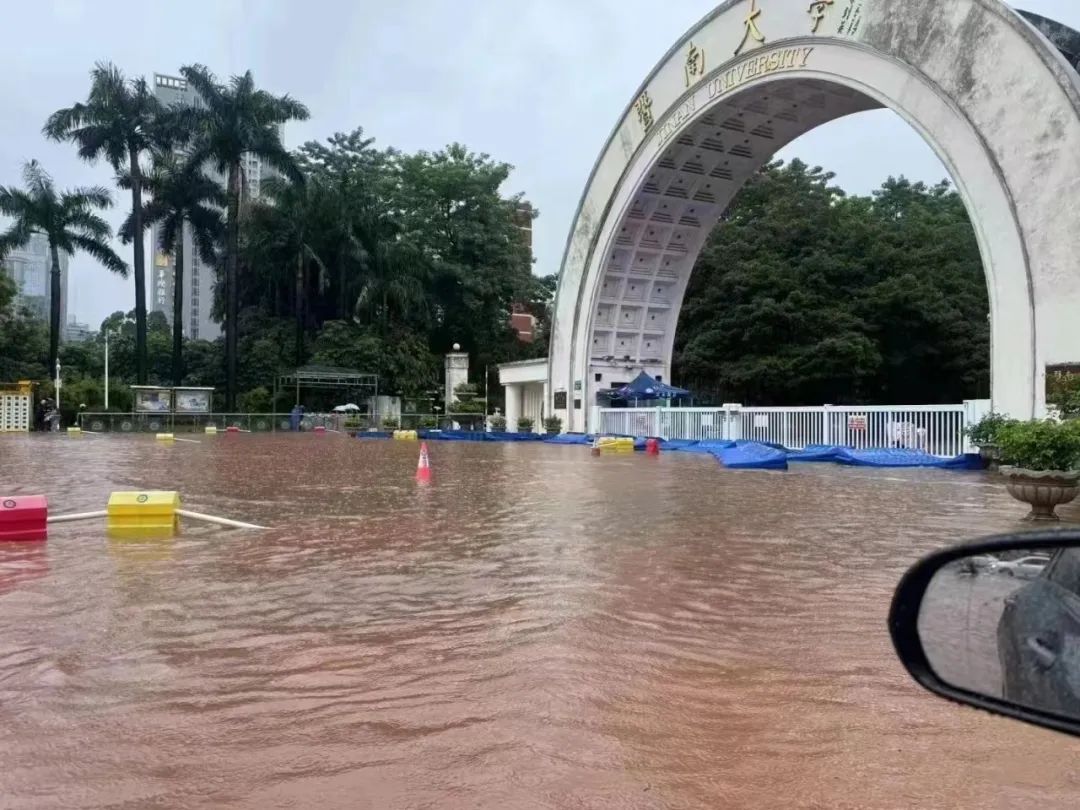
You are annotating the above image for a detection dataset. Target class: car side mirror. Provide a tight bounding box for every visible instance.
[890,529,1080,738]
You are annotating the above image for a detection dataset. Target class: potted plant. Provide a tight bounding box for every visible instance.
[382,415,401,431]
[966,412,1016,469]
[517,417,535,433]
[544,415,563,435]
[489,414,507,432]
[997,419,1080,521]
[419,415,437,430]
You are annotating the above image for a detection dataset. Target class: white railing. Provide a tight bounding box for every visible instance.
[595,401,989,458]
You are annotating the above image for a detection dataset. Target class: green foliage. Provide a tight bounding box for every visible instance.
[419,415,437,429]
[382,415,400,429]
[675,161,989,405]
[543,415,563,434]
[238,386,273,413]
[1048,374,1080,419]
[179,63,311,409]
[44,61,162,385]
[966,412,1017,447]
[998,420,1080,471]
[0,160,126,378]
[517,416,534,431]
[489,414,507,431]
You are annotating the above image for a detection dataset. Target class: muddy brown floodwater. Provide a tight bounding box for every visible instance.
[2,434,1080,809]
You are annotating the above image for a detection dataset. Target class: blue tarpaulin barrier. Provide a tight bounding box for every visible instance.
[832,447,982,469]
[420,430,548,442]
[355,429,978,471]
[544,433,595,445]
[710,441,789,470]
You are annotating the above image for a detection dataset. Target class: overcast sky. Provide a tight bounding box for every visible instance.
[2,0,1078,329]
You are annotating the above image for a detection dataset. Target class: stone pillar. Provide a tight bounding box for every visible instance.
[444,350,469,408]
[505,383,523,432]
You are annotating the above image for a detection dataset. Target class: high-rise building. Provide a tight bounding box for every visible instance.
[1,232,68,329]
[62,317,95,343]
[149,72,280,341]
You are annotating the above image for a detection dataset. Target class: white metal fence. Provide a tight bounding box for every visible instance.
[595,401,990,458]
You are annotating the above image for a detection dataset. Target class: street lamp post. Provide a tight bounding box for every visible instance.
[104,329,110,411]
[54,359,61,431]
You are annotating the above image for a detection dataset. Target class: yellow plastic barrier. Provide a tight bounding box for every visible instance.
[67,426,82,436]
[596,436,635,453]
[155,433,175,443]
[107,491,181,538]
[204,426,218,435]
[393,430,419,441]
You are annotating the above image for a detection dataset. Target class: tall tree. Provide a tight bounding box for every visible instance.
[120,152,224,385]
[43,62,161,384]
[178,64,309,409]
[674,160,989,405]
[0,160,127,376]
[245,177,329,364]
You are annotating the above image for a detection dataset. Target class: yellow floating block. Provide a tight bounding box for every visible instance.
[107,490,181,538]
[204,426,218,435]
[67,427,82,436]
[155,433,175,442]
[393,430,419,440]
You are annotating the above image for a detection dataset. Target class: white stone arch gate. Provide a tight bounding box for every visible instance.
[548,0,1080,433]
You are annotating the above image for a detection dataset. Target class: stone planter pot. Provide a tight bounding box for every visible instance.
[545,427,560,435]
[1000,467,1080,522]
[978,443,1003,471]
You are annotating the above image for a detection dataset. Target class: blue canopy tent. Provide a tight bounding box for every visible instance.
[611,372,690,402]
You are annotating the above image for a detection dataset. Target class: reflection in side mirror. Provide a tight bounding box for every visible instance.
[890,530,1080,738]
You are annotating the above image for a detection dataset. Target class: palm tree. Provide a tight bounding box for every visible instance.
[120,152,224,385]
[43,62,162,385]
[0,160,127,375]
[178,64,309,410]
[247,177,328,364]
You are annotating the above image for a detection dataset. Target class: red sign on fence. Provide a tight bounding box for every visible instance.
[847,415,868,432]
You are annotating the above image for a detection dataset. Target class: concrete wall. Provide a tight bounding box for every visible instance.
[549,0,1080,432]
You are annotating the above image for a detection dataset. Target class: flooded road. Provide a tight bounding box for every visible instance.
[1,434,1079,809]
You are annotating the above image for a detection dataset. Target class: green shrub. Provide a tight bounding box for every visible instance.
[516,417,534,432]
[419,415,437,429]
[997,420,1080,471]
[544,415,563,435]
[1048,374,1080,419]
[238,386,273,414]
[489,414,507,431]
[966,412,1017,446]
[382,415,401,430]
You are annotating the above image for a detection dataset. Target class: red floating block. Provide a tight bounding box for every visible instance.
[226,426,240,433]
[0,495,48,542]
[314,425,327,434]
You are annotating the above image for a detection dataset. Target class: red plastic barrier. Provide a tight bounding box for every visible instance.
[0,495,48,542]
[314,425,327,434]
[226,426,240,433]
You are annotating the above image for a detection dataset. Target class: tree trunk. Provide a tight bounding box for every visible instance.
[295,250,305,365]
[172,223,185,386]
[130,147,148,385]
[48,243,62,382]
[225,163,241,411]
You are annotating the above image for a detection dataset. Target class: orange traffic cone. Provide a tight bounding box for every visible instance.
[416,441,432,483]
